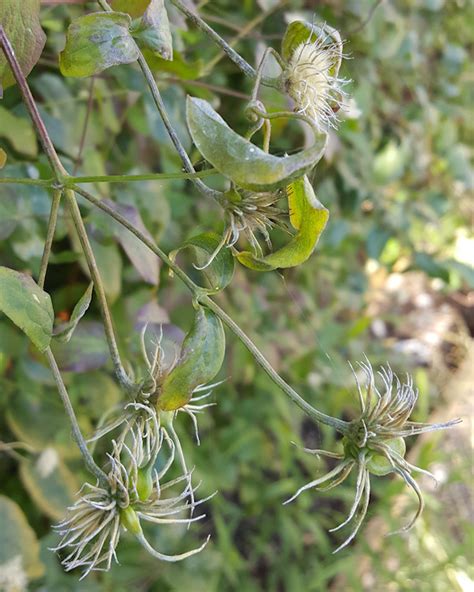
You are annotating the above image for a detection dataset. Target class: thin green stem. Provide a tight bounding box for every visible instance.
[45,347,108,485]
[73,184,349,434]
[0,177,54,187]
[66,169,217,185]
[170,0,281,89]
[64,189,134,392]
[38,188,62,289]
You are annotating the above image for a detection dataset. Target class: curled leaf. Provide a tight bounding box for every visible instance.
[157,306,225,411]
[236,176,329,271]
[170,231,235,293]
[0,0,46,94]
[59,12,139,78]
[186,97,327,192]
[0,266,54,352]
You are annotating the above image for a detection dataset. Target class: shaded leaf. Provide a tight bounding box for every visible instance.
[89,236,122,304]
[60,12,139,78]
[6,382,87,458]
[103,199,160,286]
[0,266,54,351]
[50,321,109,373]
[132,0,173,60]
[19,450,78,521]
[53,282,93,343]
[0,496,44,581]
[0,0,46,93]
[170,231,235,293]
[0,106,37,157]
[186,97,327,191]
[237,176,329,270]
[157,306,225,411]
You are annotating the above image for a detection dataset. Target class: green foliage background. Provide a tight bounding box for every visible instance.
[0,1,472,590]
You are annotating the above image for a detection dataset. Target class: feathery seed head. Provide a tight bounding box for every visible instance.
[285,357,461,552]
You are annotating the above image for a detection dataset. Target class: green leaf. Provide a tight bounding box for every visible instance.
[0,267,54,352]
[0,0,46,94]
[53,282,93,343]
[157,306,225,411]
[0,495,45,579]
[59,12,139,78]
[170,231,235,293]
[19,450,78,521]
[0,106,37,157]
[132,0,173,60]
[186,97,327,192]
[236,176,329,271]
[0,148,6,168]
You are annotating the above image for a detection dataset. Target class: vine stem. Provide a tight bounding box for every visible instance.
[0,24,134,393]
[72,184,349,434]
[170,0,281,89]
[45,347,108,485]
[97,0,222,204]
[38,188,62,289]
[0,170,218,187]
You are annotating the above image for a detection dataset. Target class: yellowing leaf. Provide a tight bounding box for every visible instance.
[186,97,327,192]
[236,176,329,271]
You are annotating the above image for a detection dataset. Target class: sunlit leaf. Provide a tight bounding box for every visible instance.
[0,496,44,580]
[236,176,329,270]
[157,306,225,411]
[53,282,93,343]
[60,12,139,78]
[0,266,54,351]
[186,97,327,191]
[170,231,235,293]
[19,450,78,520]
[0,0,46,94]
[0,148,6,168]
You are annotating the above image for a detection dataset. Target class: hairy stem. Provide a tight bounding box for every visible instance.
[45,347,108,485]
[38,188,62,289]
[72,184,349,434]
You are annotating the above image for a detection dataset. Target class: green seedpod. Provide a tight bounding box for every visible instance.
[136,464,154,501]
[120,506,142,535]
[367,438,406,476]
[156,306,225,411]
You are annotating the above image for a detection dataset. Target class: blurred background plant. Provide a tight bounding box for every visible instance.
[0,0,472,590]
